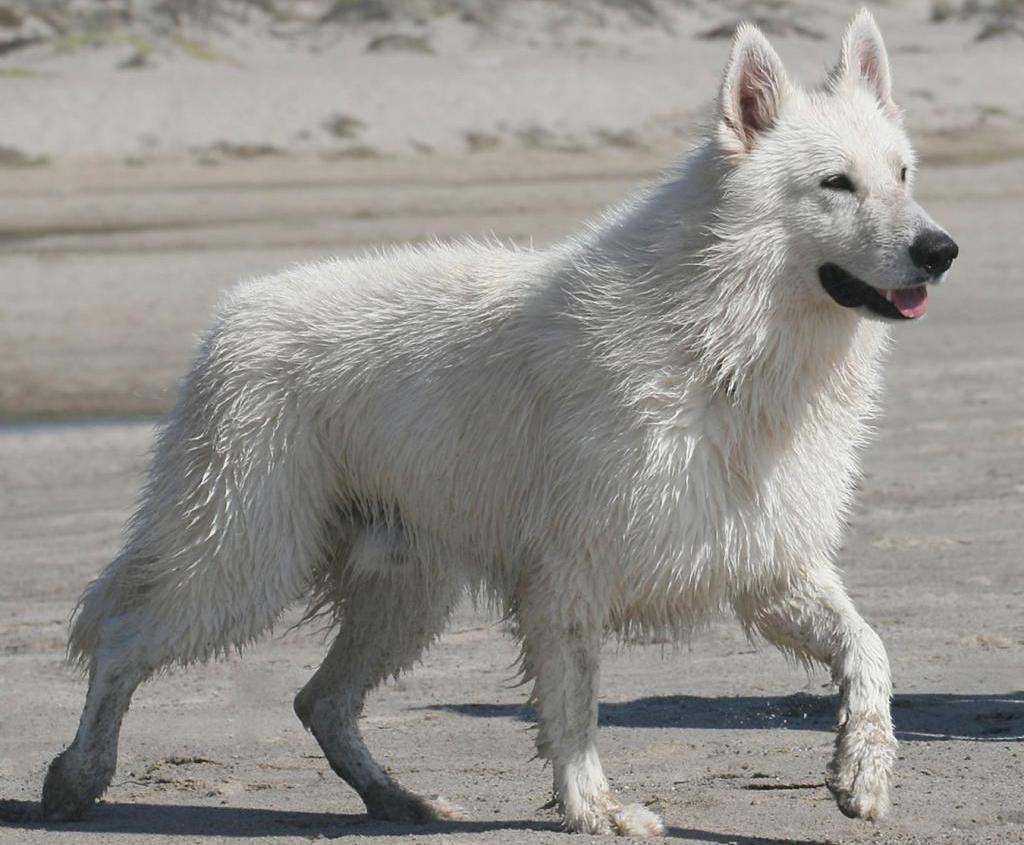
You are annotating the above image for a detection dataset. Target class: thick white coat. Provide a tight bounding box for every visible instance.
[45,10,955,835]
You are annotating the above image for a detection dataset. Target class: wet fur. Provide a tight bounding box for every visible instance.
[44,10,951,834]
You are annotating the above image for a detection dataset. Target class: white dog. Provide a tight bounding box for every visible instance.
[43,10,957,835]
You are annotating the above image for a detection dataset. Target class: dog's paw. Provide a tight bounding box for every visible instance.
[363,783,467,824]
[40,749,111,821]
[826,712,897,821]
[564,800,665,837]
[610,802,666,837]
[419,794,469,822]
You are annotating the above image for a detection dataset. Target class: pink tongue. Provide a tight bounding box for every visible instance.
[889,286,928,318]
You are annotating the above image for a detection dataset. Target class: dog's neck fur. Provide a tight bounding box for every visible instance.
[552,139,890,432]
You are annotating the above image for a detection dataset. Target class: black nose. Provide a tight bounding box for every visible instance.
[909,230,959,276]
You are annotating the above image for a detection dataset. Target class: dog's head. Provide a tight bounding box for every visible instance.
[715,9,957,321]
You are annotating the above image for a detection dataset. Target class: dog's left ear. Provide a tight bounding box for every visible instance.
[832,9,901,120]
[718,24,789,157]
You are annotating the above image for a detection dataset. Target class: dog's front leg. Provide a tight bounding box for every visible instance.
[516,583,664,836]
[736,566,897,821]
[826,618,897,822]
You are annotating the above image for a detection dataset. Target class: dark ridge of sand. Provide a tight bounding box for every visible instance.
[2,141,1023,422]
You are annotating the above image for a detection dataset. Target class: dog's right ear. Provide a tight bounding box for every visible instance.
[718,24,789,157]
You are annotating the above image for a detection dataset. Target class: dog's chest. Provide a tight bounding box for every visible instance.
[624,369,875,582]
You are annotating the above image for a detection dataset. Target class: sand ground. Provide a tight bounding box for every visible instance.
[0,148,1022,845]
[1,3,1023,840]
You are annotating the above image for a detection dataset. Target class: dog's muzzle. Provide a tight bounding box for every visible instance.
[819,263,932,320]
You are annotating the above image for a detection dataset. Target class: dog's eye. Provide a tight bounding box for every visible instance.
[820,174,856,192]
[900,166,908,183]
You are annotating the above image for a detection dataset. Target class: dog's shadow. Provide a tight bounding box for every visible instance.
[2,693,1018,840]
[427,691,1024,742]
[0,800,831,843]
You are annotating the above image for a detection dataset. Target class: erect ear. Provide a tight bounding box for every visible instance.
[718,23,789,156]
[832,8,900,119]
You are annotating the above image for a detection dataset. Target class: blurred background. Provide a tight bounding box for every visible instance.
[1,3,1022,844]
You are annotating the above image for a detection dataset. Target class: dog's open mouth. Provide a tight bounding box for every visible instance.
[818,263,928,320]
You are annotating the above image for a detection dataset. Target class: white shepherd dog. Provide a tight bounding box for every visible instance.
[44,10,958,836]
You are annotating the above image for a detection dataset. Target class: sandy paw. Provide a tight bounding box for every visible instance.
[420,794,469,821]
[826,714,897,821]
[363,783,467,823]
[40,749,111,821]
[610,802,666,836]
[565,801,665,837]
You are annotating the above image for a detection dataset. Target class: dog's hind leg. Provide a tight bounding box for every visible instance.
[514,571,665,837]
[41,620,146,821]
[734,565,897,821]
[294,532,466,823]
[43,377,348,819]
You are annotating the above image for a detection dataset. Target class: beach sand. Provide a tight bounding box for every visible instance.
[1,3,1022,843]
